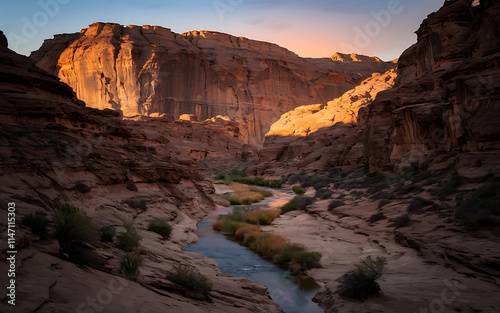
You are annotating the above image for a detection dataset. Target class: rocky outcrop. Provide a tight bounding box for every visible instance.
[0,34,282,313]
[30,23,395,146]
[365,0,500,176]
[256,69,397,175]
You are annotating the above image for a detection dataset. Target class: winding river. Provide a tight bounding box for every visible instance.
[183,188,324,313]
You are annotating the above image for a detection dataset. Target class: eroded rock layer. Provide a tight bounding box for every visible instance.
[0,32,282,313]
[30,23,395,146]
[365,0,500,175]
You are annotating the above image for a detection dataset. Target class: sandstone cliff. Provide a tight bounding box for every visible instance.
[30,23,395,146]
[256,69,397,175]
[0,31,282,313]
[365,0,500,176]
[258,0,500,178]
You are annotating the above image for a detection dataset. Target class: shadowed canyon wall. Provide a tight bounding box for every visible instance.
[30,23,395,146]
[258,0,500,177]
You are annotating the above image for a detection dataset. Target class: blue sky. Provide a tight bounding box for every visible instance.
[0,0,443,61]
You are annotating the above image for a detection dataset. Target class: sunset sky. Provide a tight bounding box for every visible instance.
[1,0,442,61]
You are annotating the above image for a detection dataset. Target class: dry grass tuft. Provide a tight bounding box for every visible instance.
[234,224,262,240]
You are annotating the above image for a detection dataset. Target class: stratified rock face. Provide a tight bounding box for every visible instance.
[0,32,283,313]
[257,69,396,174]
[30,23,395,146]
[365,0,500,176]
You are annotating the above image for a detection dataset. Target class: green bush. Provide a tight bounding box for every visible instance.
[281,196,301,214]
[147,219,172,238]
[117,223,141,251]
[315,188,334,200]
[337,256,387,300]
[165,265,212,296]
[292,251,322,270]
[119,253,143,281]
[258,189,273,198]
[292,186,306,195]
[53,204,97,259]
[274,243,306,264]
[99,226,116,242]
[21,212,50,236]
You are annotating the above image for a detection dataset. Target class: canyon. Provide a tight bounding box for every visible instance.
[0,0,499,313]
[30,23,395,146]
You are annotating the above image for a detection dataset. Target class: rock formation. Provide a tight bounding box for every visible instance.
[256,69,397,175]
[30,23,395,146]
[365,0,500,176]
[257,0,500,178]
[0,32,282,313]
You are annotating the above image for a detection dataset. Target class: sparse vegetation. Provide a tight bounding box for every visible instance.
[243,209,281,225]
[337,256,387,300]
[165,265,212,296]
[125,198,148,210]
[243,232,288,259]
[389,214,412,228]
[117,222,141,251]
[99,225,116,242]
[377,199,391,209]
[456,183,500,229]
[407,197,433,214]
[234,224,262,240]
[315,188,334,200]
[147,219,172,239]
[369,212,386,224]
[431,175,463,199]
[296,197,315,211]
[119,253,143,281]
[328,200,345,211]
[53,204,97,260]
[214,168,284,188]
[292,186,306,195]
[281,196,301,214]
[218,183,273,205]
[21,212,50,236]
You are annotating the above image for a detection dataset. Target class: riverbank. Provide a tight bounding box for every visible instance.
[266,190,500,312]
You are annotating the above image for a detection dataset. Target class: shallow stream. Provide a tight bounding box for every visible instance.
[183,189,324,313]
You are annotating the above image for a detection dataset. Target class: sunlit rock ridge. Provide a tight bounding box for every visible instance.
[30,22,395,146]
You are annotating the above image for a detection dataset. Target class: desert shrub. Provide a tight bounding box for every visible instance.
[119,253,143,281]
[389,214,411,228]
[117,223,141,251]
[243,209,280,225]
[220,220,243,234]
[281,196,301,214]
[214,170,227,180]
[125,198,148,210]
[292,186,306,195]
[407,197,433,214]
[328,200,345,211]
[411,171,432,183]
[269,180,283,188]
[369,212,386,224]
[256,188,273,198]
[315,188,334,200]
[234,224,262,240]
[377,199,391,209]
[273,243,306,264]
[296,197,315,211]
[292,251,322,270]
[53,204,97,258]
[431,175,463,199]
[99,226,116,242]
[287,172,308,185]
[212,220,223,231]
[456,183,500,229]
[243,232,287,259]
[21,212,50,236]
[147,219,172,239]
[302,176,334,190]
[337,256,387,300]
[165,265,212,296]
[371,192,395,201]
